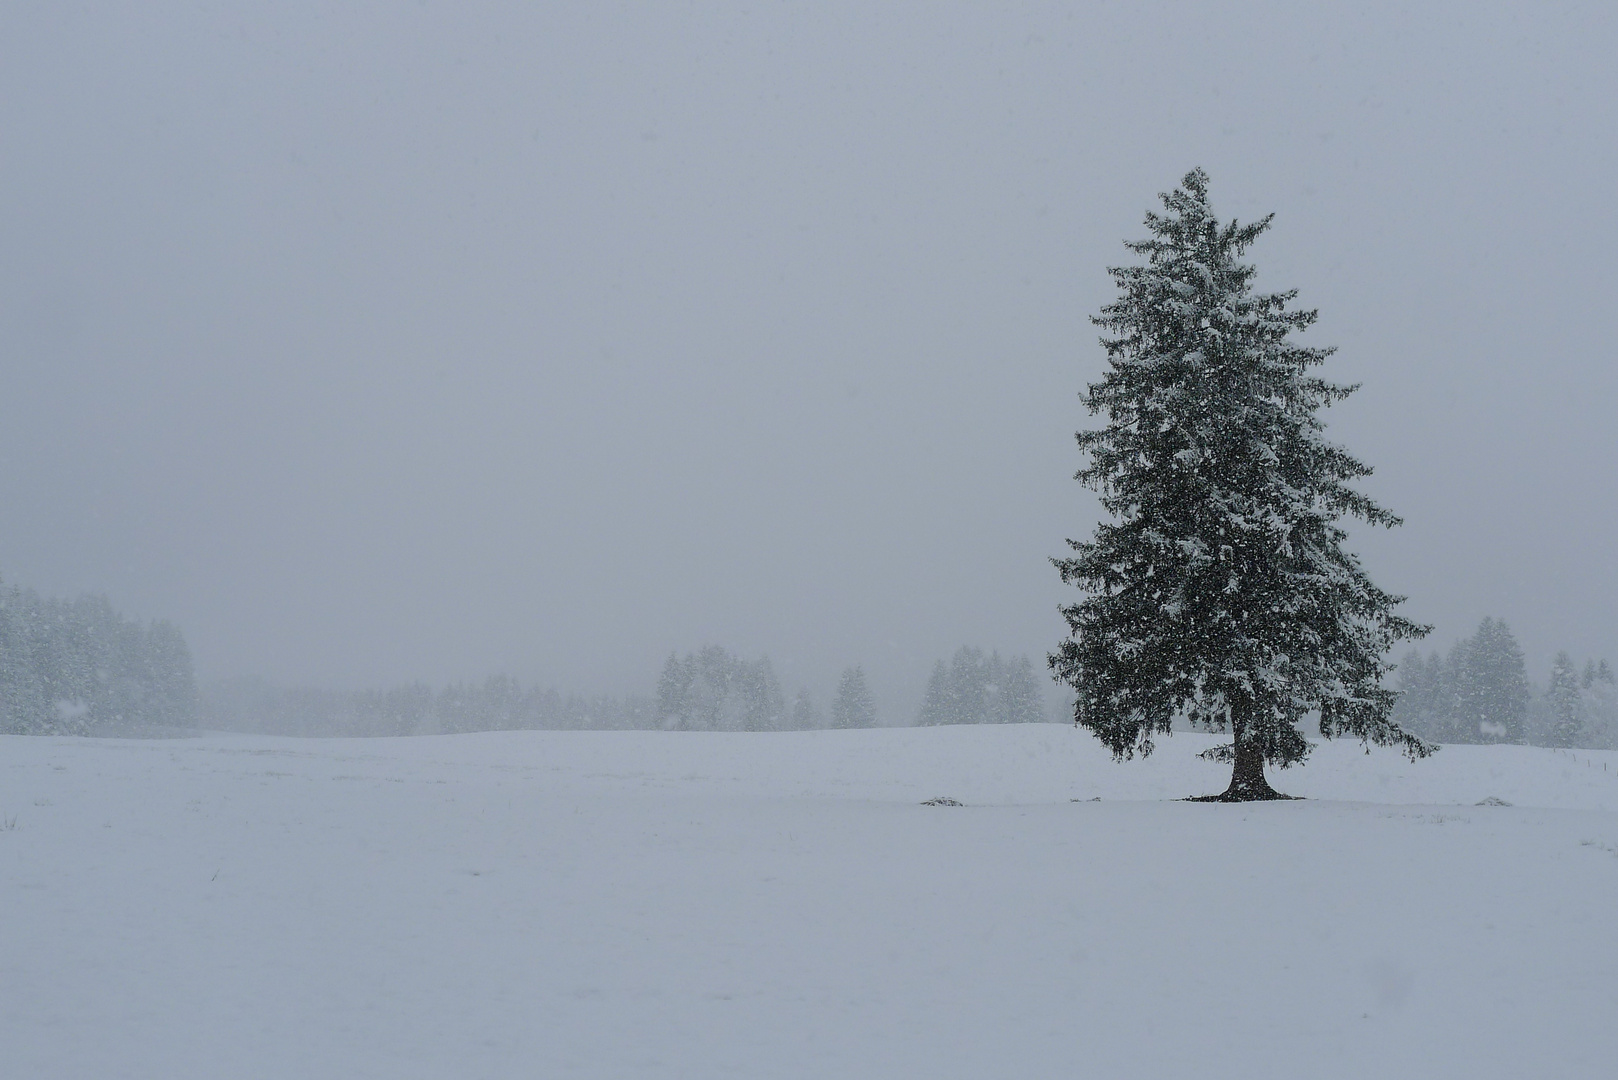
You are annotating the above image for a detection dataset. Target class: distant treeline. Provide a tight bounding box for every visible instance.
[202,675,657,736]
[11,587,1613,748]
[917,646,1046,726]
[656,646,792,730]
[203,643,1051,736]
[1392,617,1616,749]
[0,578,197,734]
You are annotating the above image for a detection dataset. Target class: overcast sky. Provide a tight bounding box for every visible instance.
[3,1,1614,716]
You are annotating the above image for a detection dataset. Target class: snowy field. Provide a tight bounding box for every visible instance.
[5,726,1618,1079]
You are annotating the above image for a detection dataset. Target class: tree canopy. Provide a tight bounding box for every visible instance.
[1050,169,1430,800]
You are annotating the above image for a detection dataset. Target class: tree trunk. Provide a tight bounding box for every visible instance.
[1192,713,1295,801]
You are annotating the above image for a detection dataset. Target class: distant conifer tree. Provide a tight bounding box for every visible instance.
[917,659,953,726]
[917,647,1045,725]
[993,654,1046,725]
[830,666,877,729]
[1546,650,1584,748]
[1454,618,1529,744]
[655,646,783,731]
[1390,649,1444,740]
[0,573,198,734]
[789,688,821,730]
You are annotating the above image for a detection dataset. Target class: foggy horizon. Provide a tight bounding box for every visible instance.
[4,2,1615,715]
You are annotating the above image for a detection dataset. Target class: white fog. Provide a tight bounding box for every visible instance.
[3,3,1615,1077]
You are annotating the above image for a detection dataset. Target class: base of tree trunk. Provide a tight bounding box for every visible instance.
[1189,738,1301,801]
[1186,785,1301,802]
[1187,773,1300,802]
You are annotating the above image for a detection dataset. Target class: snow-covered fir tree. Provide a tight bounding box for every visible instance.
[790,688,822,730]
[655,646,784,731]
[1389,649,1445,741]
[1454,617,1528,744]
[0,580,46,733]
[1585,660,1617,748]
[830,665,877,729]
[1391,618,1543,745]
[0,574,197,734]
[993,654,1046,725]
[1545,650,1584,748]
[1050,169,1431,800]
[918,649,985,727]
[1549,657,1618,748]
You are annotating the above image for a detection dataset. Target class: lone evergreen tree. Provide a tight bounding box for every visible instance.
[1050,169,1432,800]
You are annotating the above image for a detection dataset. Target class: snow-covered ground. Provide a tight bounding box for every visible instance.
[5,726,1617,1079]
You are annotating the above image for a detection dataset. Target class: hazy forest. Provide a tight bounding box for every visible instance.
[0,578,196,735]
[4,573,1611,748]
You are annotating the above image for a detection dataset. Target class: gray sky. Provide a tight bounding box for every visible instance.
[3,1,1614,716]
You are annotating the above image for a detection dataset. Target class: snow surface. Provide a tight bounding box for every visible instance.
[5,726,1618,1079]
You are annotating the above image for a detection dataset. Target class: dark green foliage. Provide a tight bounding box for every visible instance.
[1050,170,1430,797]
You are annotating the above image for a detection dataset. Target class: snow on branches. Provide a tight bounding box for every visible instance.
[1050,169,1431,799]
